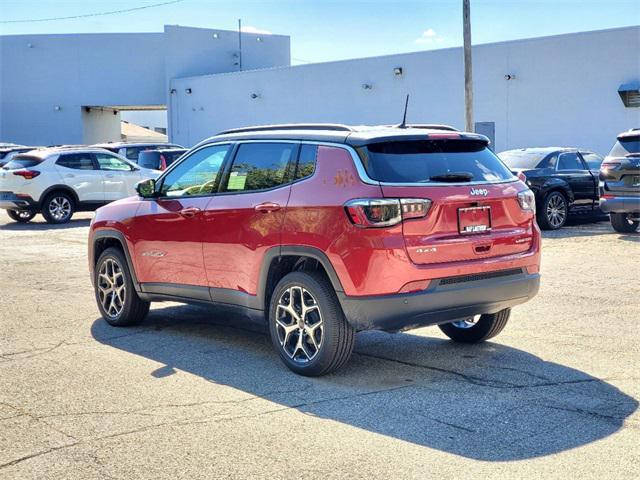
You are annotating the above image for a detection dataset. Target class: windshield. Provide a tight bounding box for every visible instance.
[2,155,43,170]
[358,140,514,183]
[498,150,549,169]
[609,136,640,157]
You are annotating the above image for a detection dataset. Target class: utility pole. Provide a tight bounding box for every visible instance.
[238,18,243,71]
[463,0,474,132]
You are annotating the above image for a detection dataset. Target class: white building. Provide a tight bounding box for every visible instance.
[0,25,638,155]
[170,26,639,155]
[0,25,290,146]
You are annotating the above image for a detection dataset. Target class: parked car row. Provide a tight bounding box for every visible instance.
[498,129,639,233]
[0,142,184,223]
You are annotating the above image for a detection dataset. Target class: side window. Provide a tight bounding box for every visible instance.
[56,153,96,170]
[96,153,133,171]
[295,144,317,180]
[125,147,144,162]
[538,154,558,169]
[581,152,604,170]
[557,152,584,170]
[223,143,295,192]
[160,144,229,197]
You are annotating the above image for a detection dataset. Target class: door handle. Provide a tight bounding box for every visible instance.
[179,207,201,218]
[65,174,75,178]
[254,202,281,213]
[105,174,115,178]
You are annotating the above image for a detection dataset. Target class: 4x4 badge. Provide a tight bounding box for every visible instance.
[470,188,489,196]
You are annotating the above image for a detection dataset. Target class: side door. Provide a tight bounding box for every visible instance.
[579,151,604,202]
[202,142,298,299]
[54,152,105,203]
[556,151,594,206]
[129,143,231,288]
[95,152,139,201]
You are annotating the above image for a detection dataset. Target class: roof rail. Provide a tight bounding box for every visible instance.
[217,124,355,135]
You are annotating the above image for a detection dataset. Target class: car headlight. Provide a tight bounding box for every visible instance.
[517,189,536,212]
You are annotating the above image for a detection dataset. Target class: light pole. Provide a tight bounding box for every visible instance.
[463,0,474,132]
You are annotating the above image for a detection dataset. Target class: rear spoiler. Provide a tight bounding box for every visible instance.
[347,132,490,148]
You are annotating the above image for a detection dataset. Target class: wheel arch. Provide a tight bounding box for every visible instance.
[38,184,80,207]
[92,230,141,291]
[257,246,345,313]
[538,180,574,205]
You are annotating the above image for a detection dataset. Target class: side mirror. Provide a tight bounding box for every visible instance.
[136,178,157,198]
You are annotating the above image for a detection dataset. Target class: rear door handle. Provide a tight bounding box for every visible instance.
[180,207,201,218]
[65,174,75,178]
[254,202,281,213]
[105,174,115,178]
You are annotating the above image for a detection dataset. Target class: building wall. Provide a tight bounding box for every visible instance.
[170,27,640,155]
[0,26,290,146]
[82,108,122,145]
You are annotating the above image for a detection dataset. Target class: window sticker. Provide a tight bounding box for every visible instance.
[227,171,248,190]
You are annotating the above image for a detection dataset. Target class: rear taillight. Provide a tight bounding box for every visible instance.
[13,169,40,180]
[345,198,431,227]
[600,161,621,172]
[517,189,536,211]
[517,171,527,183]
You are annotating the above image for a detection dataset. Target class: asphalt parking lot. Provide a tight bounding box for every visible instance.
[0,211,638,479]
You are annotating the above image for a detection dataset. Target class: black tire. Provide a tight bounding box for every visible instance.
[610,213,639,233]
[94,247,149,326]
[439,308,511,343]
[41,191,75,224]
[268,271,355,376]
[6,209,36,223]
[537,191,568,230]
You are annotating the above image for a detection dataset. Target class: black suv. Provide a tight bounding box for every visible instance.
[599,129,640,233]
[498,147,603,230]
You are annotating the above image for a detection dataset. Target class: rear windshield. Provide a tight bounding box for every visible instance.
[358,140,514,183]
[1,155,42,170]
[609,136,640,157]
[164,151,185,166]
[498,150,549,169]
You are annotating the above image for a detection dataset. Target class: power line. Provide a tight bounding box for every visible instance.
[0,0,185,24]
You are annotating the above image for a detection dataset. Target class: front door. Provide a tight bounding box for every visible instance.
[130,143,231,288]
[95,152,141,201]
[202,142,298,298]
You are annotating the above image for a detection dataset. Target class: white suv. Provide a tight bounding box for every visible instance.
[0,147,159,224]
[92,142,183,164]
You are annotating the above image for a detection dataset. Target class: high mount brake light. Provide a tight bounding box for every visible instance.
[12,169,40,180]
[345,198,432,227]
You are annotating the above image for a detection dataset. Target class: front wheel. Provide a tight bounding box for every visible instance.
[269,271,355,376]
[439,309,511,343]
[95,247,149,326]
[610,213,639,233]
[7,209,36,223]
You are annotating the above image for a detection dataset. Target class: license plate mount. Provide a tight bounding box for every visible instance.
[458,206,492,234]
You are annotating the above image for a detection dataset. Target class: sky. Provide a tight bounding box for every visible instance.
[1,0,638,65]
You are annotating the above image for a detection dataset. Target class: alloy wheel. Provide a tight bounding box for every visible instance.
[49,196,72,221]
[275,286,324,363]
[451,316,479,329]
[97,258,126,319]
[546,193,567,228]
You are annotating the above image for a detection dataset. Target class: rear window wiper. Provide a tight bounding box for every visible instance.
[429,172,474,182]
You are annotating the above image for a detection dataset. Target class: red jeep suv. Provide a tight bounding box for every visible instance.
[89,124,541,376]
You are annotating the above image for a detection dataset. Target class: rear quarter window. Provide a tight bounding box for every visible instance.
[359,140,514,183]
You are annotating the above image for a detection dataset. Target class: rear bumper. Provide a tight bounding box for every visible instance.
[0,192,35,210]
[599,196,640,214]
[338,269,540,332]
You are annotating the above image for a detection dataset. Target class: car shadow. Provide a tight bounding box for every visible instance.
[0,217,91,231]
[91,304,637,461]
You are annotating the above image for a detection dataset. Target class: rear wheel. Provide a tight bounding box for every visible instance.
[610,213,639,233]
[42,192,75,224]
[538,191,568,230]
[7,209,36,223]
[95,247,149,326]
[439,308,511,343]
[268,271,355,376]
